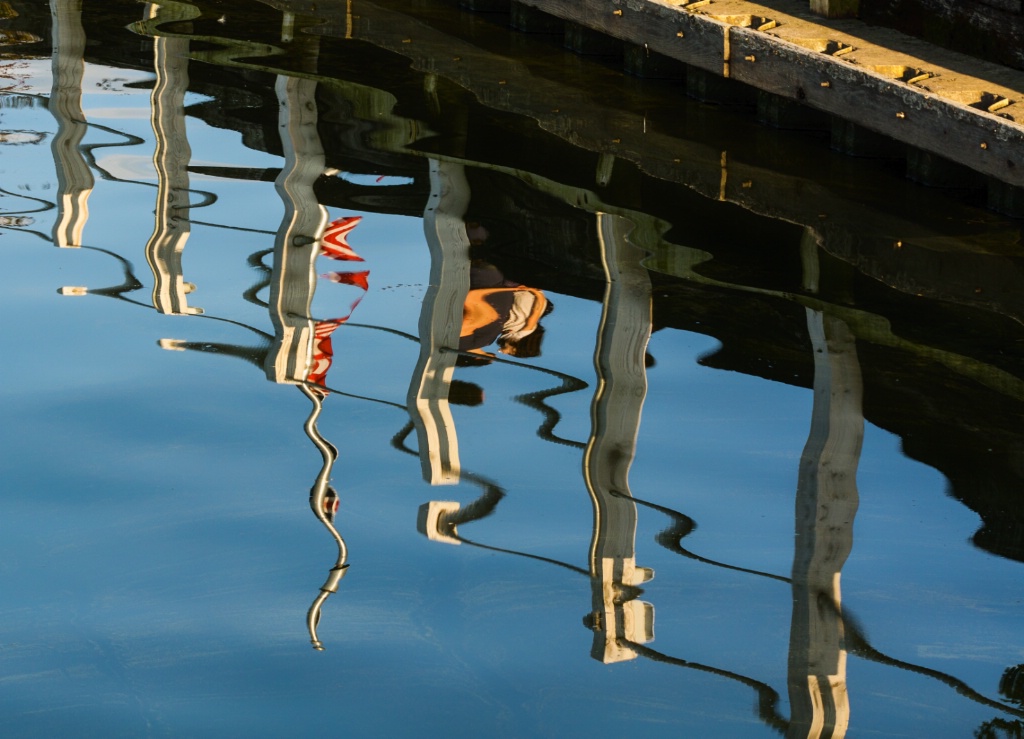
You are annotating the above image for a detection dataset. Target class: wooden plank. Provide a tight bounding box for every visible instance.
[515,0,731,76]
[487,0,1024,186]
[340,0,1021,245]
[728,26,1024,187]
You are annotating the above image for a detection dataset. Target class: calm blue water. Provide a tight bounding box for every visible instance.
[1,2,1023,736]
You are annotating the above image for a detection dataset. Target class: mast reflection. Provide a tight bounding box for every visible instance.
[144,1,201,316]
[406,159,471,486]
[39,3,1024,722]
[302,383,349,651]
[49,0,92,249]
[787,232,860,738]
[584,212,654,663]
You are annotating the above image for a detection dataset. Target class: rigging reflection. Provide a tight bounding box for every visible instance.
[302,382,349,652]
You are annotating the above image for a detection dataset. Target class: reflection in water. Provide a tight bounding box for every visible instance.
[406,159,471,486]
[302,383,349,651]
[8,0,1024,731]
[265,73,327,386]
[459,255,550,362]
[49,0,91,249]
[584,213,654,663]
[787,236,860,738]
[144,1,200,317]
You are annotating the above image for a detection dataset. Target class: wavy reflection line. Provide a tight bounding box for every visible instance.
[414,469,589,577]
[345,323,590,449]
[55,244,274,347]
[412,454,786,729]
[19,88,220,212]
[0,186,56,216]
[65,245,144,300]
[623,493,1024,720]
[300,383,349,651]
[49,0,91,249]
[138,301,1024,719]
[624,640,790,734]
[843,615,1024,720]
[243,248,274,309]
[622,491,791,584]
[426,474,1024,723]
[80,120,218,209]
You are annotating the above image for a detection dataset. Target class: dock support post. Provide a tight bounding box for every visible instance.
[988,179,1024,219]
[686,67,756,106]
[809,0,859,19]
[830,117,905,159]
[757,91,829,131]
[624,43,686,80]
[459,0,510,12]
[564,21,622,57]
[906,148,986,190]
[509,1,562,33]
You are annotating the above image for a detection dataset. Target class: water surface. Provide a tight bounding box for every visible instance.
[1,1,1024,736]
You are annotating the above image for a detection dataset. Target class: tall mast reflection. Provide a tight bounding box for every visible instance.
[302,383,349,651]
[406,159,471,485]
[265,38,355,648]
[266,70,328,385]
[144,2,201,316]
[49,0,92,248]
[584,212,654,663]
[787,230,860,738]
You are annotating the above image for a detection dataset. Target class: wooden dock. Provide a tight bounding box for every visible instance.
[505,0,1024,190]
[268,0,1024,212]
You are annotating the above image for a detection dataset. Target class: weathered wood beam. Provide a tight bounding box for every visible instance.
[506,0,1024,187]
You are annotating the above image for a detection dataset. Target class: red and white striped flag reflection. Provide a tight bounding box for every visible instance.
[319,216,365,261]
[310,215,370,392]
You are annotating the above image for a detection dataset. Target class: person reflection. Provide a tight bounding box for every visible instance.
[459,223,551,363]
